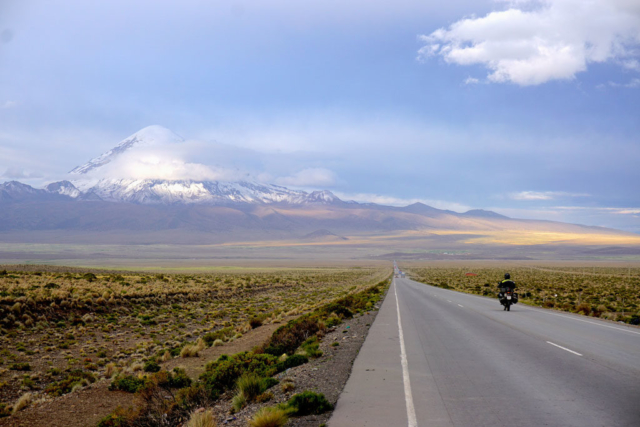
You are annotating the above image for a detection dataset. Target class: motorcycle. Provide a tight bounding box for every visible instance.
[498,287,518,311]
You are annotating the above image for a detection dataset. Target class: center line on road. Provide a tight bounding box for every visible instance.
[447,300,452,303]
[458,304,464,307]
[546,341,583,356]
[394,280,418,427]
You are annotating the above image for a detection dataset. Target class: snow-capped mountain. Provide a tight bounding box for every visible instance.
[50,126,342,206]
[69,125,184,175]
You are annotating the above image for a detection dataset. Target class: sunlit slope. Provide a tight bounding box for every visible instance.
[0,200,638,247]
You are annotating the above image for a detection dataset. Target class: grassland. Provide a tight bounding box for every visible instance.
[0,266,390,418]
[406,265,640,323]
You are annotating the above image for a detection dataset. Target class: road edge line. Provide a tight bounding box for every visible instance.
[394,279,418,427]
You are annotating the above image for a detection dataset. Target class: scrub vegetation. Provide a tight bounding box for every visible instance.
[406,266,640,324]
[0,266,389,419]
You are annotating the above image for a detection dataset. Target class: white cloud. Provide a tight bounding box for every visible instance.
[555,206,640,215]
[508,191,590,200]
[333,192,471,212]
[464,76,480,84]
[418,0,640,86]
[2,167,43,179]
[275,168,337,187]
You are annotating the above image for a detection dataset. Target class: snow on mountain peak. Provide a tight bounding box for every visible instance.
[69,125,184,175]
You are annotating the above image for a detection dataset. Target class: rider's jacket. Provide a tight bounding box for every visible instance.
[498,279,516,290]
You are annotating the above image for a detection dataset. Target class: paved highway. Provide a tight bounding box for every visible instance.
[330,277,640,427]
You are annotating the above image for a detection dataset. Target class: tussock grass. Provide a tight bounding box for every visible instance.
[248,407,288,427]
[186,408,217,427]
[12,392,31,414]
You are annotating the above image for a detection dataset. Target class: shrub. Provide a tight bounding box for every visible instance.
[576,303,591,316]
[300,337,322,358]
[109,374,146,393]
[285,391,333,415]
[200,352,279,399]
[97,406,136,427]
[9,363,31,371]
[249,317,263,329]
[263,317,323,356]
[262,377,279,389]
[186,409,217,427]
[168,367,192,389]
[276,354,308,372]
[83,273,97,282]
[248,407,288,427]
[203,327,233,346]
[45,370,96,396]
[143,360,161,373]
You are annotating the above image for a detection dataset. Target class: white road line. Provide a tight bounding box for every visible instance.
[546,341,583,356]
[447,300,452,303]
[394,280,418,427]
[539,310,640,336]
[458,304,464,308]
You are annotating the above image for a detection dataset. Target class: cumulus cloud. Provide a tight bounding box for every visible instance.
[509,191,590,200]
[418,0,640,85]
[275,168,338,187]
[464,77,480,85]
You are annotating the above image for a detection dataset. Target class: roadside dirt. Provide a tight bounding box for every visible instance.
[0,321,286,427]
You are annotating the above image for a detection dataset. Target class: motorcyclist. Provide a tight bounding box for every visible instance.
[497,273,517,309]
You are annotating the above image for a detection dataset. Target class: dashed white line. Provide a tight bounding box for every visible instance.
[394,280,418,427]
[546,341,583,356]
[458,304,464,308]
[447,300,452,303]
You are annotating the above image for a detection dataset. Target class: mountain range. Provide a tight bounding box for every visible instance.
[1,126,639,251]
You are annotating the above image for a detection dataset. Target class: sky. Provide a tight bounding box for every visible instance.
[0,0,639,232]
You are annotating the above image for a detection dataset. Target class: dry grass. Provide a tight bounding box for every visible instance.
[0,266,389,407]
[12,392,31,414]
[186,408,217,427]
[248,407,289,427]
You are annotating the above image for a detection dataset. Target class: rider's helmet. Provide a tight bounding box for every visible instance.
[504,273,510,280]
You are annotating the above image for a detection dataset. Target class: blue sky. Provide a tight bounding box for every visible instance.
[1,0,639,232]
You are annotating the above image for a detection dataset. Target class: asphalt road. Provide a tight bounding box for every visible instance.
[329,277,640,427]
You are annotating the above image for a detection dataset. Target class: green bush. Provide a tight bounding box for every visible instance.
[109,375,146,393]
[263,317,323,356]
[284,391,333,415]
[143,360,160,373]
[300,337,323,358]
[45,370,96,396]
[168,367,192,389]
[200,352,279,399]
[203,327,234,346]
[262,377,279,389]
[276,354,308,371]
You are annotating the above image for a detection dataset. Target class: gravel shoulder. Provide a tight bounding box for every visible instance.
[209,306,384,426]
